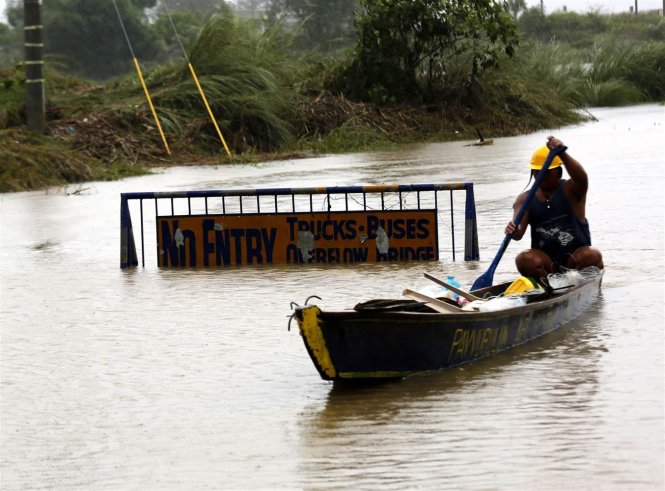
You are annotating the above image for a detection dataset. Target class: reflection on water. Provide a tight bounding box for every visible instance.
[1,104,664,490]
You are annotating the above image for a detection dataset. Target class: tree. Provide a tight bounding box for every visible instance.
[265,0,360,51]
[2,0,23,31]
[342,0,518,104]
[234,0,271,18]
[0,22,21,67]
[153,0,228,18]
[151,10,204,60]
[0,8,22,68]
[518,10,610,48]
[41,0,161,80]
[505,0,527,19]
[0,2,22,68]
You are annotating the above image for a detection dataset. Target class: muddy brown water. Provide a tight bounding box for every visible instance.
[2,104,663,490]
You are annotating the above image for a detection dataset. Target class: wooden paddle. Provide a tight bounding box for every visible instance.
[402,288,465,313]
[470,145,568,291]
[423,272,484,302]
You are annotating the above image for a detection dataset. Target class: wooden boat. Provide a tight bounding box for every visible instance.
[292,268,603,381]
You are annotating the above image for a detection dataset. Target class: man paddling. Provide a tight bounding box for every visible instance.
[504,136,604,278]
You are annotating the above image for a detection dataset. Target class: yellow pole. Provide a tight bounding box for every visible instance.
[188,63,232,158]
[161,0,232,158]
[113,0,170,156]
[134,58,171,155]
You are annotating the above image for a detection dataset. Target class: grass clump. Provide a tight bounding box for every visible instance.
[0,129,148,193]
[497,39,664,108]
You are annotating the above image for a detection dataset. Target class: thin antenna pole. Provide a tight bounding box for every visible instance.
[162,0,232,157]
[112,0,171,155]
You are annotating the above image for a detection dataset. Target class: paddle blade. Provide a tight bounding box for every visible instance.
[470,271,493,291]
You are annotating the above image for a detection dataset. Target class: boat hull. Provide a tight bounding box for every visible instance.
[295,273,603,381]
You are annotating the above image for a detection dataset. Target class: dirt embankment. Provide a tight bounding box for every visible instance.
[0,91,580,193]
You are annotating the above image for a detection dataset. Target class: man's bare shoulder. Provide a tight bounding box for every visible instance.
[514,190,529,207]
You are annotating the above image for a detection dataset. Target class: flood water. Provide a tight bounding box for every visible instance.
[1,104,664,490]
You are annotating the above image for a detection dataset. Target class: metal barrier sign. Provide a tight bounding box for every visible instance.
[120,184,479,268]
[157,210,438,267]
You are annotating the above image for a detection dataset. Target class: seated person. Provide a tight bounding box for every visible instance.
[504,136,604,278]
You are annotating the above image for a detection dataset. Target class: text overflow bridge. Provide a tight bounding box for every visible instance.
[120,183,479,269]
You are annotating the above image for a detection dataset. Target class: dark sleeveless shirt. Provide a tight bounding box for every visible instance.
[528,179,592,264]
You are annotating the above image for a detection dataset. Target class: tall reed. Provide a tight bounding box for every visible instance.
[497,39,663,107]
[148,13,300,152]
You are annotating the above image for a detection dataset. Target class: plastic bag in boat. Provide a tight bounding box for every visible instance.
[478,295,526,312]
[547,270,584,289]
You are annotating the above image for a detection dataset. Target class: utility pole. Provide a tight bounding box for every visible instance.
[634,0,638,14]
[24,0,45,134]
[540,0,544,13]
